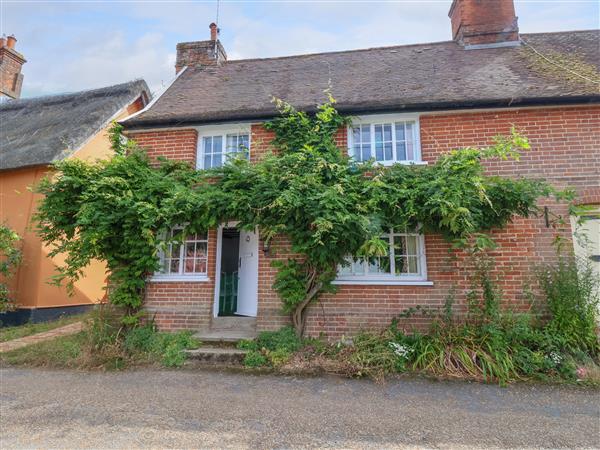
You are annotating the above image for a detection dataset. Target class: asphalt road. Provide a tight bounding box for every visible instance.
[1,367,598,449]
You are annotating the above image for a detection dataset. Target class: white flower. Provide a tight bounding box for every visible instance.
[389,342,413,359]
[549,352,563,365]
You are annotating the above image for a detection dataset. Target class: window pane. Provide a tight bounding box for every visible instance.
[375,142,384,161]
[213,136,222,153]
[406,235,418,255]
[374,124,383,143]
[361,144,372,161]
[170,259,180,273]
[407,256,418,274]
[213,153,222,167]
[204,154,211,168]
[394,235,407,256]
[395,123,405,141]
[396,142,406,161]
[203,137,212,153]
[352,127,361,143]
[239,134,250,159]
[361,125,370,143]
[395,256,408,274]
[384,143,393,160]
[226,134,238,152]
[384,124,393,141]
[353,144,362,160]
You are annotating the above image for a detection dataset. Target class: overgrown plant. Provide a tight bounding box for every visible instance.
[35,97,561,334]
[0,224,22,312]
[537,256,599,355]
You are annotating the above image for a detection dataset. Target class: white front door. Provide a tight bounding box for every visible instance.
[236,228,259,316]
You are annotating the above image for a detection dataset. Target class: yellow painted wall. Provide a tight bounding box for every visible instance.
[0,101,144,309]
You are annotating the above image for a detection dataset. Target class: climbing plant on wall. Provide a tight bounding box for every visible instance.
[35,97,563,335]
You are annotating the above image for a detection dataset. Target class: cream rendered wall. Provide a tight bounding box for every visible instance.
[0,103,142,309]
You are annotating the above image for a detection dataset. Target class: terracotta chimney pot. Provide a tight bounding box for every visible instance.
[209,23,218,41]
[6,35,16,49]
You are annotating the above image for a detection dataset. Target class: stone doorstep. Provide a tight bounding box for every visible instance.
[185,347,247,364]
[209,316,257,333]
[193,329,257,343]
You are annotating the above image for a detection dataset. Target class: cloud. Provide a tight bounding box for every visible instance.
[2,0,598,98]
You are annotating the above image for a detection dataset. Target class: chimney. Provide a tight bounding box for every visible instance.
[449,0,520,49]
[175,23,227,73]
[0,35,26,99]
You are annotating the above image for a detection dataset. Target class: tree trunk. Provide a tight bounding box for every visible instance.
[292,268,322,337]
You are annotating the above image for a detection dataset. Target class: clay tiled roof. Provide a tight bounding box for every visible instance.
[123,30,599,129]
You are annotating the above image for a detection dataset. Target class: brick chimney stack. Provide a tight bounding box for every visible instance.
[0,35,26,99]
[449,0,520,49]
[175,23,227,73]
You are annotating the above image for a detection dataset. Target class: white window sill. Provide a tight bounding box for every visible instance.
[333,279,433,286]
[149,275,210,283]
[380,160,428,167]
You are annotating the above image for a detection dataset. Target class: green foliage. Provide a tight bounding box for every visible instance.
[537,256,599,355]
[35,100,559,334]
[0,224,22,312]
[238,326,303,367]
[34,128,217,321]
[124,324,200,367]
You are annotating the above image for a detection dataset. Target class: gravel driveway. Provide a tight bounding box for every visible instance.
[1,367,598,448]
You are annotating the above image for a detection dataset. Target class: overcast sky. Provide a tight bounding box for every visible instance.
[2,0,598,98]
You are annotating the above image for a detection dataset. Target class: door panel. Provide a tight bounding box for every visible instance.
[236,229,259,316]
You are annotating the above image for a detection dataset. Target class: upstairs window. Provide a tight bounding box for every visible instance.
[154,227,209,280]
[198,126,250,169]
[349,115,421,165]
[337,228,427,283]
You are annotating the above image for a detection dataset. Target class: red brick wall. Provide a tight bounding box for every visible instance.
[144,229,218,331]
[129,105,600,337]
[130,129,198,166]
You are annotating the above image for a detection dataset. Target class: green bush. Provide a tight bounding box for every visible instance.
[238,326,304,367]
[124,324,200,367]
[537,257,599,355]
[0,224,22,312]
[243,350,269,367]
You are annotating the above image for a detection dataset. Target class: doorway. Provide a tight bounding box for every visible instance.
[214,226,259,317]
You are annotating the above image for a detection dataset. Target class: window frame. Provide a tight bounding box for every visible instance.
[196,124,252,170]
[334,229,431,286]
[347,113,424,166]
[151,226,210,282]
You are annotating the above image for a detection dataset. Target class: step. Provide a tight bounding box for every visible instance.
[210,316,257,332]
[194,329,257,343]
[185,347,247,364]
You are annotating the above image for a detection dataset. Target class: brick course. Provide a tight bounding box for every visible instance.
[128,105,600,338]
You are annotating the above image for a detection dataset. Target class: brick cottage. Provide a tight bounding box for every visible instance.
[121,0,600,339]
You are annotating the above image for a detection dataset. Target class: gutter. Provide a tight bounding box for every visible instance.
[121,94,600,131]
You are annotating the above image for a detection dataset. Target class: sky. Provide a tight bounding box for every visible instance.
[1,0,599,98]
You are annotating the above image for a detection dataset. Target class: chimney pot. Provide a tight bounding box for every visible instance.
[209,22,218,41]
[0,37,5,48]
[449,0,520,49]
[6,35,16,49]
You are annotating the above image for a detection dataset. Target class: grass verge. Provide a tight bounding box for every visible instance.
[1,306,200,370]
[0,313,89,343]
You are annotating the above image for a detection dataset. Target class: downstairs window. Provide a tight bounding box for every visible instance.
[336,228,429,284]
[153,227,209,281]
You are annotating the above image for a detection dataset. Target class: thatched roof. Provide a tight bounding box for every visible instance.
[1,80,149,170]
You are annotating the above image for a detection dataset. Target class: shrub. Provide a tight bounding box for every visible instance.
[238,326,304,367]
[124,323,200,367]
[0,224,22,312]
[537,256,599,355]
